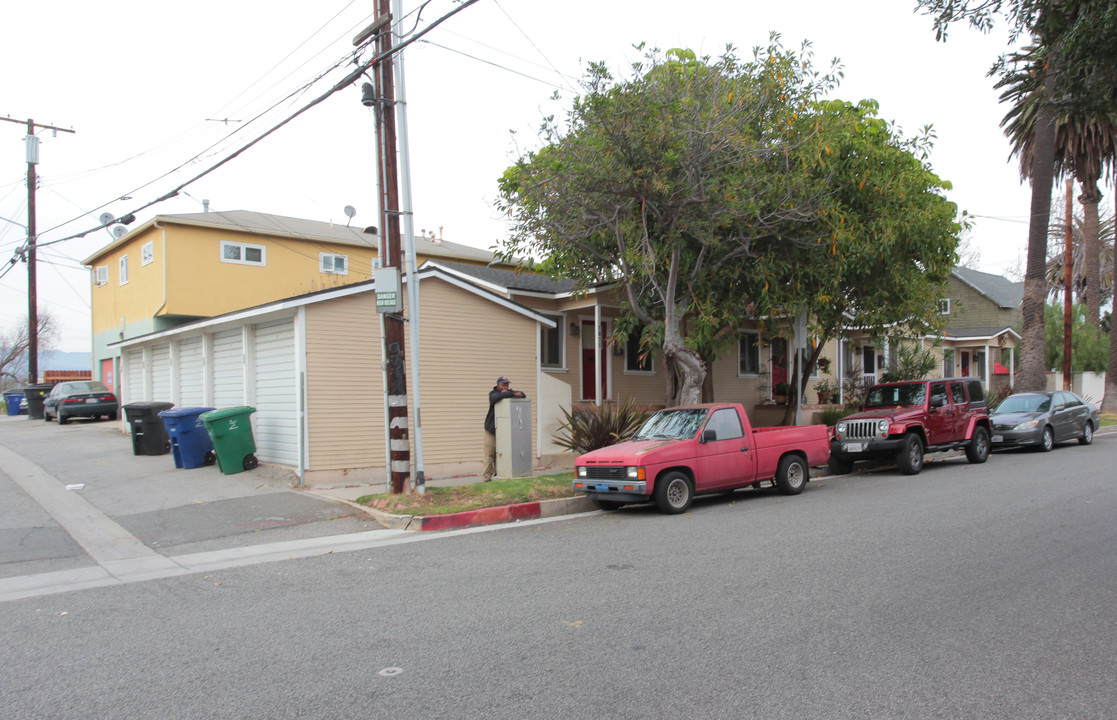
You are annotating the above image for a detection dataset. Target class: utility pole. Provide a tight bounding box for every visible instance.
[363,1,411,494]
[1063,179,1073,391]
[1,116,75,384]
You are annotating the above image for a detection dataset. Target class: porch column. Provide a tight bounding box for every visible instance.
[1009,346,1015,389]
[594,304,602,407]
[984,343,991,388]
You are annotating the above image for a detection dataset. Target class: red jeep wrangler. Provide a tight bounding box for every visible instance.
[829,378,992,475]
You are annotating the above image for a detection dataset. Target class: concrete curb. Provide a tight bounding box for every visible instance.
[354,495,596,532]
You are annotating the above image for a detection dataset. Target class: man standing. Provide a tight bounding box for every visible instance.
[483,376,526,482]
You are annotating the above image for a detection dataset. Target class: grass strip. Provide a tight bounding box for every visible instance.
[357,473,578,516]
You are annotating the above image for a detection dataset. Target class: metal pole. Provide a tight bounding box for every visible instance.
[393,0,425,493]
[1063,179,1073,390]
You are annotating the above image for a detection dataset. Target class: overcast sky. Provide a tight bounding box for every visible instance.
[1,0,1070,353]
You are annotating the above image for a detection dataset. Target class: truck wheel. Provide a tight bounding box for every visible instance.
[1079,422,1094,445]
[896,434,923,475]
[1037,426,1054,453]
[965,426,991,463]
[589,496,625,511]
[828,455,853,475]
[654,471,693,514]
[775,455,808,495]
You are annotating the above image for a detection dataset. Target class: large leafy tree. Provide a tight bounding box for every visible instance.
[767,99,961,420]
[497,41,840,405]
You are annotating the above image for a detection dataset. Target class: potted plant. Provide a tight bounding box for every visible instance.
[773,382,792,404]
[814,379,837,404]
[817,356,831,375]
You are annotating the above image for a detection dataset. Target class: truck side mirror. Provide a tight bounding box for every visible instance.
[702,429,717,443]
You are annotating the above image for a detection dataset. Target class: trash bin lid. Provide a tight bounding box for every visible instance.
[124,401,176,410]
[159,406,215,418]
[200,406,256,422]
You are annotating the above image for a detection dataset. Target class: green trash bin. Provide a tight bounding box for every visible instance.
[200,406,258,475]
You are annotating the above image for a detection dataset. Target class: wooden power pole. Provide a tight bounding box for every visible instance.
[0,116,75,384]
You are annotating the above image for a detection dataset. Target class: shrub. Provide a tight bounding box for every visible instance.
[552,396,651,454]
[818,406,855,427]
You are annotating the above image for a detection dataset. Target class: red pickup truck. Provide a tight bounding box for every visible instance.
[573,403,831,514]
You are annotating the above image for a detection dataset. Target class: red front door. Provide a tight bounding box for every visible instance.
[581,320,608,401]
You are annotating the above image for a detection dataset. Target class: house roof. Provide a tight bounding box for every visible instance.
[425,260,579,295]
[942,326,1022,342]
[952,266,1024,309]
[82,210,498,266]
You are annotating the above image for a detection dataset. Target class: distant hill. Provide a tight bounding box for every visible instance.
[40,351,92,371]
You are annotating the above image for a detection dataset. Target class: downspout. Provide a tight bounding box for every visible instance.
[152,220,168,322]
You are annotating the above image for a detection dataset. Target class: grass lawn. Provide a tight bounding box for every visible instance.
[1101,413,1117,427]
[357,473,579,516]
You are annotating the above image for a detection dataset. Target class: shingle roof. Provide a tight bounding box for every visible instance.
[952,266,1024,309]
[83,210,497,265]
[426,260,580,294]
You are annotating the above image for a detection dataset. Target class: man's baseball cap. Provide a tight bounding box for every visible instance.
[497,376,510,384]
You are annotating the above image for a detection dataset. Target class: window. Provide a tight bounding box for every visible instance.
[950,382,966,404]
[319,252,348,275]
[703,408,744,441]
[540,313,564,369]
[943,348,955,377]
[141,241,154,266]
[118,255,129,285]
[94,265,108,286]
[625,324,652,373]
[938,298,951,315]
[220,240,266,266]
[738,332,760,375]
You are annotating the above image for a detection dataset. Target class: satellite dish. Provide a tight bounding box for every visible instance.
[99,212,115,225]
[343,205,357,227]
[111,224,128,239]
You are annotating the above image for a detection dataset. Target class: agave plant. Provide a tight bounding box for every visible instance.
[552,396,651,455]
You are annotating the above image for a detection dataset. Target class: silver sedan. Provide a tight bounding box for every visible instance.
[990,390,1099,452]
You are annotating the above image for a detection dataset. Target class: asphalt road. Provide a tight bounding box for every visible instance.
[2,434,1115,719]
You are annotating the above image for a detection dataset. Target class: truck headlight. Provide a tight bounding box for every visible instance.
[835,422,846,438]
[577,466,587,478]
[626,467,645,480]
[878,419,889,437]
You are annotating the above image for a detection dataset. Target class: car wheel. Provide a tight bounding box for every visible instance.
[44,409,52,422]
[775,455,808,495]
[1079,422,1094,445]
[108,411,117,421]
[653,471,693,514]
[965,426,990,464]
[589,496,625,511]
[1038,426,1054,453]
[896,434,924,475]
[827,455,853,475]
[243,454,259,471]
[58,413,69,426]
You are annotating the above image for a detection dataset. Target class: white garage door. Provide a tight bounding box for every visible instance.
[178,336,205,407]
[125,347,144,403]
[252,319,297,466]
[212,328,245,408]
[150,342,172,402]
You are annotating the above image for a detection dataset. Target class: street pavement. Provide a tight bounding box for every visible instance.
[0,412,534,601]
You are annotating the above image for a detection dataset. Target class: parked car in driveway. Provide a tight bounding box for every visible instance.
[43,381,119,425]
[990,390,1099,451]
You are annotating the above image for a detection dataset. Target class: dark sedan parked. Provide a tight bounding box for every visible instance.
[990,390,1099,452]
[43,381,119,425]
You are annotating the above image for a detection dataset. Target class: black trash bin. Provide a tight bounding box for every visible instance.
[22,384,53,420]
[123,401,174,455]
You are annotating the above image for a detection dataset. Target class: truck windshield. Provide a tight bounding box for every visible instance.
[864,383,926,408]
[632,408,709,441]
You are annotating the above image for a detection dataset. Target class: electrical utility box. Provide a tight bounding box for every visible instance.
[494,397,532,478]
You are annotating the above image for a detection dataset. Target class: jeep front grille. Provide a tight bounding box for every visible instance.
[843,420,882,441]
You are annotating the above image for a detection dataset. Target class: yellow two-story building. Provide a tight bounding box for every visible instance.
[82,209,500,390]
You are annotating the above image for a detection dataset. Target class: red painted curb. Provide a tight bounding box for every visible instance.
[417,500,542,531]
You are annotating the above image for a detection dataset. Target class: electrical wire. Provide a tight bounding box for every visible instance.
[33,0,483,252]
[419,40,567,89]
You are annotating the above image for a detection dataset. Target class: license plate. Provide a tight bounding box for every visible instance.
[843,442,863,453]
[85,398,97,404]
[991,435,1003,443]
[594,483,611,493]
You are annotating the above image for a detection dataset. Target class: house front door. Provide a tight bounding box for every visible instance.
[581,320,609,402]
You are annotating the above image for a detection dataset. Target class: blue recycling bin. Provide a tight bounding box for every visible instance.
[159,407,216,469]
[4,391,24,416]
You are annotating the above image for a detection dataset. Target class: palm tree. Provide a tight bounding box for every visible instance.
[998,44,1117,330]
[1045,199,1115,305]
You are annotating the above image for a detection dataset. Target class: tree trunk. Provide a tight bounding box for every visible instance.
[1018,104,1058,392]
[1079,180,1102,329]
[664,335,706,406]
